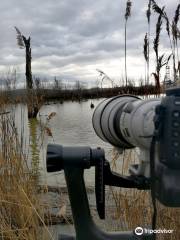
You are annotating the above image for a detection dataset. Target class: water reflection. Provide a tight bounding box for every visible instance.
[39,99,113,186]
[14,99,113,186]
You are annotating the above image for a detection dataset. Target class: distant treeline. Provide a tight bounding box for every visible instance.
[4,85,163,103]
[42,85,162,100]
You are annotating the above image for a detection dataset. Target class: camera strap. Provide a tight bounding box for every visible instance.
[150,135,157,240]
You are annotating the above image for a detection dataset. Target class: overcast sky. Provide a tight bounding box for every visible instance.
[0,0,179,87]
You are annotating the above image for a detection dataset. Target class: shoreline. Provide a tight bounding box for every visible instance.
[2,85,163,103]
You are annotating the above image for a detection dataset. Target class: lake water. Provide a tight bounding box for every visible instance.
[12,99,114,187]
[38,99,113,187]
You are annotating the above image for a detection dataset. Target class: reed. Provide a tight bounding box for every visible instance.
[124,0,132,87]
[172,4,180,80]
[151,1,180,83]
[0,101,54,240]
[106,148,180,239]
[143,33,149,85]
[145,0,152,85]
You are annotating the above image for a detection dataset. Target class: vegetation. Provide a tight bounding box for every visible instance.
[124,0,132,87]
[0,100,54,240]
[105,148,180,240]
[97,0,180,94]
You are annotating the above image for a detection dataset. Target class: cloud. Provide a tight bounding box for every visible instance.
[0,0,178,86]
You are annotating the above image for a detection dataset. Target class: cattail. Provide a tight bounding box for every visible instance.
[151,0,164,16]
[125,0,132,21]
[143,33,148,62]
[165,16,170,37]
[174,4,180,25]
[153,9,164,60]
[146,0,152,24]
[172,4,180,41]
[151,1,171,39]
[124,0,132,87]
[146,0,152,86]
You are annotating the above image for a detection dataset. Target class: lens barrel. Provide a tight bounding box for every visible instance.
[92,95,140,148]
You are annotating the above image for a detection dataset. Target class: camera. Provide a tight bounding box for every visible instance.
[46,87,180,240]
[92,87,180,207]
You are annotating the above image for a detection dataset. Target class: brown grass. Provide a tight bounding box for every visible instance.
[105,148,180,239]
[0,102,54,240]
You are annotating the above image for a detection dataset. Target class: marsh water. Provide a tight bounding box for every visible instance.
[13,99,113,186]
[39,99,114,186]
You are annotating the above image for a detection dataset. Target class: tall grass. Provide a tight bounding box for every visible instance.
[151,1,180,83]
[124,0,132,87]
[105,148,180,239]
[0,100,53,240]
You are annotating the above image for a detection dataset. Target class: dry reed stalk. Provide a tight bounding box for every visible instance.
[124,0,132,87]
[172,4,180,79]
[0,102,54,240]
[173,4,180,43]
[144,33,148,63]
[144,33,149,85]
[125,0,132,21]
[151,1,180,82]
[153,9,164,62]
[105,148,180,239]
[145,0,152,86]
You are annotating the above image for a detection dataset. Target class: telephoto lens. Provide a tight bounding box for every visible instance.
[92,94,160,150]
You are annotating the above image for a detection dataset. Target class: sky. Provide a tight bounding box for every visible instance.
[0,0,179,87]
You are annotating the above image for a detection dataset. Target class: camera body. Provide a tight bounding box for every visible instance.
[154,87,180,206]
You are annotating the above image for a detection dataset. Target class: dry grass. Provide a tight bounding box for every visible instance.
[0,102,54,240]
[106,148,180,239]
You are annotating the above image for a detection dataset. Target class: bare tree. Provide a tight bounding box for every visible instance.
[15,27,41,118]
[15,27,33,90]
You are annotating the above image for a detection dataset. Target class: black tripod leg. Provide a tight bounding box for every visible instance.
[58,234,75,240]
[64,167,152,240]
